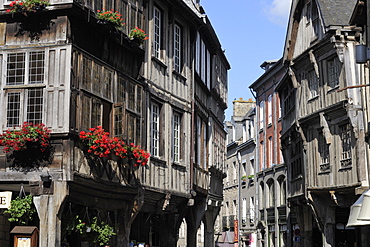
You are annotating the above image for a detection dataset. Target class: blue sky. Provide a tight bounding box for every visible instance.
[201,0,292,120]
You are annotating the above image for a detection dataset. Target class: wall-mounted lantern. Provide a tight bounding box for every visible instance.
[356,44,370,63]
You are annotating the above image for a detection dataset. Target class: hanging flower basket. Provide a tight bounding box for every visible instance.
[4,195,37,225]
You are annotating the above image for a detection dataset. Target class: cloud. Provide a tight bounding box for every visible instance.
[264,0,292,27]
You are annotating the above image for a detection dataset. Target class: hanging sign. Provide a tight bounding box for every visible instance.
[0,192,12,209]
[234,220,238,243]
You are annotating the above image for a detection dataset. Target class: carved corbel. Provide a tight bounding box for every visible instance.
[309,50,320,78]
[319,113,332,144]
[288,67,298,88]
[331,35,345,63]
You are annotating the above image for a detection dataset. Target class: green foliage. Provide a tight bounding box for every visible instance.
[90,216,116,246]
[4,195,37,225]
[64,215,115,246]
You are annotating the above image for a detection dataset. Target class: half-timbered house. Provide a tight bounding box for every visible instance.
[276,0,369,246]
[0,0,229,246]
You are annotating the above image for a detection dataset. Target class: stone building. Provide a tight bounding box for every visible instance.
[250,59,288,247]
[216,98,256,247]
[0,0,229,246]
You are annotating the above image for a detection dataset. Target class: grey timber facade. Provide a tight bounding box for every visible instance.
[0,0,229,246]
[276,0,370,246]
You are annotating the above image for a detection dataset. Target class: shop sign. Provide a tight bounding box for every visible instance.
[0,192,12,208]
[234,220,238,242]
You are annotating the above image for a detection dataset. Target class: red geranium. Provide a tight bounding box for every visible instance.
[79,126,150,167]
[0,122,51,153]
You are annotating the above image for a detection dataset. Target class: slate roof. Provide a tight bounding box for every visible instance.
[317,0,357,26]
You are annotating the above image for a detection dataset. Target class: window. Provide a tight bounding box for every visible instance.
[5,52,45,127]
[259,101,264,129]
[81,55,113,100]
[290,133,303,179]
[318,131,330,172]
[267,180,275,208]
[279,177,286,206]
[195,32,211,88]
[7,51,45,85]
[267,94,272,125]
[153,6,162,59]
[6,89,44,127]
[327,57,340,88]
[283,82,295,116]
[172,112,181,163]
[151,102,160,157]
[174,24,182,73]
[260,141,264,170]
[268,136,273,167]
[308,70,318,98]
[196,116,207,169]
[79,94,111,131]
[340,123,352,168]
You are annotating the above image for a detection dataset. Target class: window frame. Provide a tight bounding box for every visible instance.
[153,5,162,59]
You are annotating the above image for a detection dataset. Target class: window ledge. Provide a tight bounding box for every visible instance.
[3,84,46,89]
[151,56,167,69]
[327,85,340,94]
[308,95,319,102]
[172,70,187,81]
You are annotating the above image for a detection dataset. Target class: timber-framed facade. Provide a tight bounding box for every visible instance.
[0,0,229,246]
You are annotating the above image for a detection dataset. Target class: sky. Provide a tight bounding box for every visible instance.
[201,0,292,120]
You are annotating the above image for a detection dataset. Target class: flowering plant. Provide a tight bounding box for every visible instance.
[128,27,149,44]
[79,126,150,167]
[6,0,49,14]
[79,126,114,158]
[113,142,150,167]
[97,9,125,28]
[0,122,51,153]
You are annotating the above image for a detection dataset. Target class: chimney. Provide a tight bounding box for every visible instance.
[232,98,255,117]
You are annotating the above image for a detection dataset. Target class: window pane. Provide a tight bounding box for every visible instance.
[151,103,159,156]
[174,24,181,73]
[7,53,25,85]
[27,88,43,124]
[114,106,123,137]
[173,112,180,162]
[92,98,102,127]
[7,92,21,127]
[103,69,112,98]
[92,63,102,94]
[29,51,45,84]
[128,82,135,111]
[82,57,92,90]
[153,7,161,58]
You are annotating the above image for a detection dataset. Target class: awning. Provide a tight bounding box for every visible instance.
[347,190,370,227]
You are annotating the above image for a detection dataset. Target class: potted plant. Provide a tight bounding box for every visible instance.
[0,122,51,153]
[96,9,125,28]
[89,216,116,246]
[6,0,49,14]
[4,195,37,225]
[241,175,247,182]
[128,27,149,45]
[248,174,254,179]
